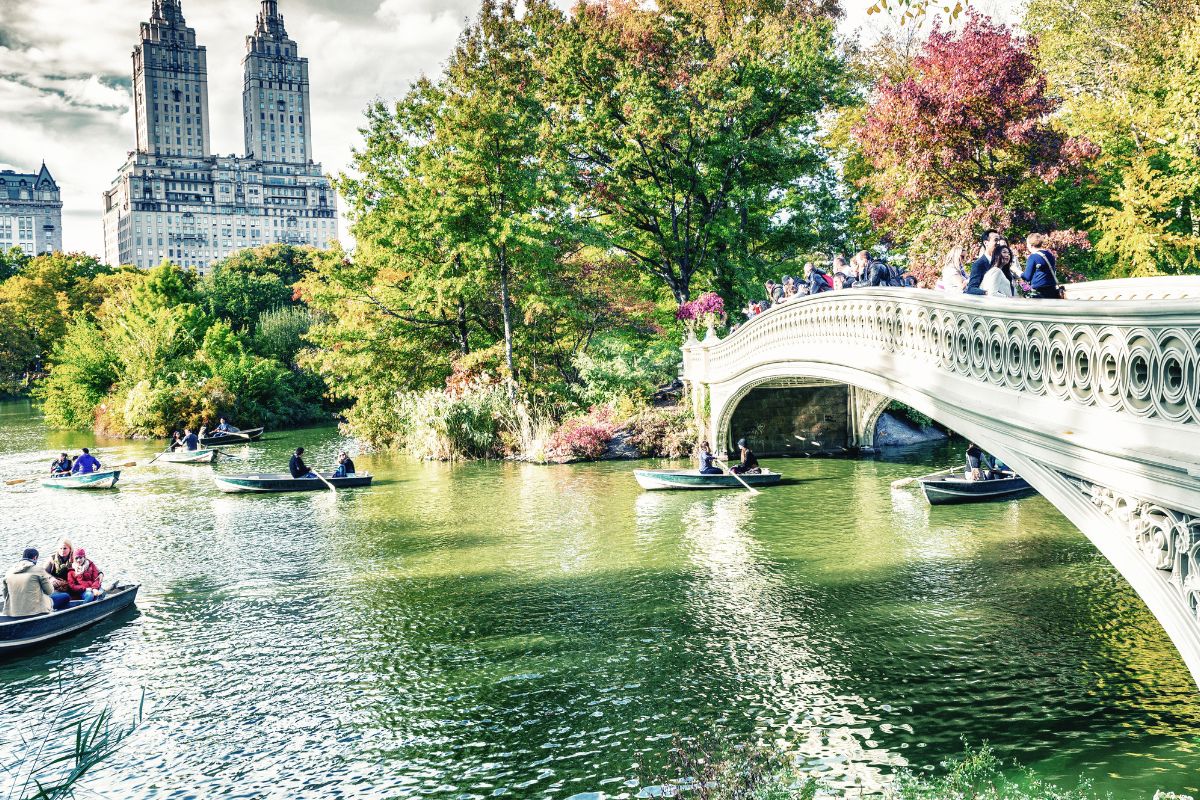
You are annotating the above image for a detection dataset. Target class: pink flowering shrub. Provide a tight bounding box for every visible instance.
[692,292,725,319]
[547,405,618,461]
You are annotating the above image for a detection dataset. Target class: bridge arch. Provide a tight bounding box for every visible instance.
[684,280,1200,687]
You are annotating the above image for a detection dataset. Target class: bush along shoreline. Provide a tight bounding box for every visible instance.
[337,373,697,464]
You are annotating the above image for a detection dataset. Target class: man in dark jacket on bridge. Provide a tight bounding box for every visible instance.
[966,230,1001,295]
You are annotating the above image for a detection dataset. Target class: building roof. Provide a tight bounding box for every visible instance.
[0,162,59,190]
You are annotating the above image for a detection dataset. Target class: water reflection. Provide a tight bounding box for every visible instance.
[0,403,1198,797]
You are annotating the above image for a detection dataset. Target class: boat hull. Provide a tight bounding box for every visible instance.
[199,427,264,447]
[40,469,120,490]
[920,473,1035,505]
[158,448,218,464]
[213,472,373,494]
[0,585,139,651]
[633,469,782,490]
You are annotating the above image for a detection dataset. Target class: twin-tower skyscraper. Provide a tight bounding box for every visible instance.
[103,0,337,272]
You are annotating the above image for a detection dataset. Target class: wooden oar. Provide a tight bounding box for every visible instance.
[147,443,174,465]
[314,471,337,494]
[891,465,959,490]
[6,461,137,486]
[714,458,759,496]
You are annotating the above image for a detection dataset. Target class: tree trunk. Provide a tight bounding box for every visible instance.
[498,244,516,397]
[456,300,470,355]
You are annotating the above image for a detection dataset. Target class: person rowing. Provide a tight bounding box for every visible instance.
[180,428,199,452]
[697,441,722,475]
[728,438,761,475]
[71,448,101,475]
[289,447,316,479]
[49,453,72,476]
[214,417,240,434]
[965,443,996,481]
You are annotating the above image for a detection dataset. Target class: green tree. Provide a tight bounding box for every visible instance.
[538,0,846,303]
[1027,0,1200,275]
[0,246,30,281]
[0,252,112,382]
[335,0,565,391]
[202,244,320,332]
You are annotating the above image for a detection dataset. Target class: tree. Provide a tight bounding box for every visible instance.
[38,262,327,436]
[539,0,847,303]
[1026,0,1200,275]
[0,252,112,382]
[329,0,569,392]
[202,244,320,333]
[0,246,30,281]
[853,12,1098,281]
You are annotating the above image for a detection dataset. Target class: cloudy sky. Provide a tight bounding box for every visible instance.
[0,0,1019,256]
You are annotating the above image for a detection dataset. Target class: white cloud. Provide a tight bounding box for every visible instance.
[0,0,482,254]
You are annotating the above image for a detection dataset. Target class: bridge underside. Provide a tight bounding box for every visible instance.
[723,380,892,457]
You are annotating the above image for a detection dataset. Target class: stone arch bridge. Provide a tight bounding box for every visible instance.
[681,278,1200,687]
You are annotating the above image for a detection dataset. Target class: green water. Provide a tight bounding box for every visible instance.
[0,400,1198,797]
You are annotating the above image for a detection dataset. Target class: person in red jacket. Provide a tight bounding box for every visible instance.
[66,548,104,601]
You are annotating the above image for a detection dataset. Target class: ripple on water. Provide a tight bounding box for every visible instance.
[1,412,1199,797]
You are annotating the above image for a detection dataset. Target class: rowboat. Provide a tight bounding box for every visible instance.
[213,472,373,494]
[40,469,120,490]
[0,584,139,652]
[918,468,1035,505]
[198,426,264,447]
[633,469,782,491]
[157,448,218,464]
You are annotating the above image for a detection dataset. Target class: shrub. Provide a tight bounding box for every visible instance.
[546,406,619,461]
[572,335,680,407]
[626,404,696,458]
[390,381,517,460]
[886,400,936,430]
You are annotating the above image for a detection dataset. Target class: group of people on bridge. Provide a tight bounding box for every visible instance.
[2,539,105,617]
[741,230,1063,323]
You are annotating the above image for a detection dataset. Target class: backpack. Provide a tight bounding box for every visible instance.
[886,265,906,287]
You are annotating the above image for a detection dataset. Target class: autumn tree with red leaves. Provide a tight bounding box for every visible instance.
[853,13,1098,283]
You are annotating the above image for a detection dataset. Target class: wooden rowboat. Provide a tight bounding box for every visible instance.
[198,426,264,447]
[0,584,139,652]
[918,468,1035,505]
[157,448,218,464]
[213,472,373,494]
[633,469,782,491]
[40,469,120,490]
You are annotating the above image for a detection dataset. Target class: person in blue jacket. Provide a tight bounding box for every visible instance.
[49,453,72,476]
[1022,232,1059,299]
[697,441,722,475]
[180,428,199,451]
[71,448,101,475]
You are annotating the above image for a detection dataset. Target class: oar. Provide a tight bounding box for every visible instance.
[314,471,337,494]
[6,461,137,486]
[891,465,959,490]
[714,458,759,496]
[147,443,175,465]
